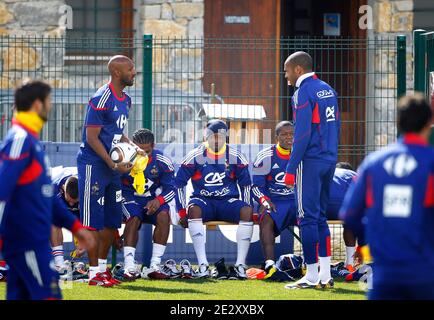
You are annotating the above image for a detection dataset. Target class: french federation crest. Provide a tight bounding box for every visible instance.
[91,182,100,195]
[150,165,159,177]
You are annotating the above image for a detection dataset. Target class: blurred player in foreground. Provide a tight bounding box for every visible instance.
[340,94,434,300]
[0,80,94,300]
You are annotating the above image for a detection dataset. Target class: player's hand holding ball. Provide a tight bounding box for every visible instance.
[109,142,137,173]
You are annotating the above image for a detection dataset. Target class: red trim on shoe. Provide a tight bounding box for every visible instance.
[88,273,114,287]
[104,269,121,285]
[346,265,356,273]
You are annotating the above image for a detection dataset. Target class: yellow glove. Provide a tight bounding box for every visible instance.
[129,154,149,195]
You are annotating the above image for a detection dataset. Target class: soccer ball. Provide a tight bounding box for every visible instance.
[109,142,137,164]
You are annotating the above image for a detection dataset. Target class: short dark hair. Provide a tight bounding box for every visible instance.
[286,51,313,71]
[14,80,51,112]
[336,162,353,170]
[275,121,294,136]
[65,176,78,199]
[397,94,432,134]
[132,128,155,145]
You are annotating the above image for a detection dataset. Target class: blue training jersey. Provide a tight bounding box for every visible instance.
[52,167,79,215]
[252,145,295,202]
[175,144,252,211]
[77,82,131,164]
[328,168,357,208]
[340,135,434,285]
[285,73,340,175]
[0,120,79,256]
[121,149,176,204]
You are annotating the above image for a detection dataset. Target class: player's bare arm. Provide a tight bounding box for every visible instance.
[87,127,132,173]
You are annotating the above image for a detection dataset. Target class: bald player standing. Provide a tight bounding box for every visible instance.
[283,51,340,289]
[77,55,144,287]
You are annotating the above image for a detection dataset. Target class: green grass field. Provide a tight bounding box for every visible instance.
[0,278,366,300]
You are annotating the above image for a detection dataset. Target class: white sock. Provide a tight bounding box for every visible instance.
[305,263,319,283]
[89,266,100,279]
[98,259,107,273]
[235,221,253,266]
[188,219,208,266]
[319,256,331,282]
[150,243,166,267]
[124,246,136,269]
[52,245,64,268]
[345,246,356,266]
[265,259,275,270]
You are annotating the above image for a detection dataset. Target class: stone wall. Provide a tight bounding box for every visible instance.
[368,0,414,149]
[139,0,204,93]
[0,0,68,89]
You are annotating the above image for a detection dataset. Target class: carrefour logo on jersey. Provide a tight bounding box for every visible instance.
[204,172,226,186]
[274,172,286,185]
[326,106,336,122]
[317,89,335,99]
[116,114,127,130]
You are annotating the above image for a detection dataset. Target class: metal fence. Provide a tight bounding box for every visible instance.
[0,35,403,168]
[414,30,434,96]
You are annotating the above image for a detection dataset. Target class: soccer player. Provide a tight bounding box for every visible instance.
[175,119,253,279]
[283,51,340,289]
[251,121,297,276]
[121,129,175,280]
[326,162,358,271]
[0,80,94,300]
[77,55,144,287]
[50,167,80,272]
[340,94,434,300]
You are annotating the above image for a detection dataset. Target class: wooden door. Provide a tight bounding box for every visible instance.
[311,0,367,167]
[204,0,281,143]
